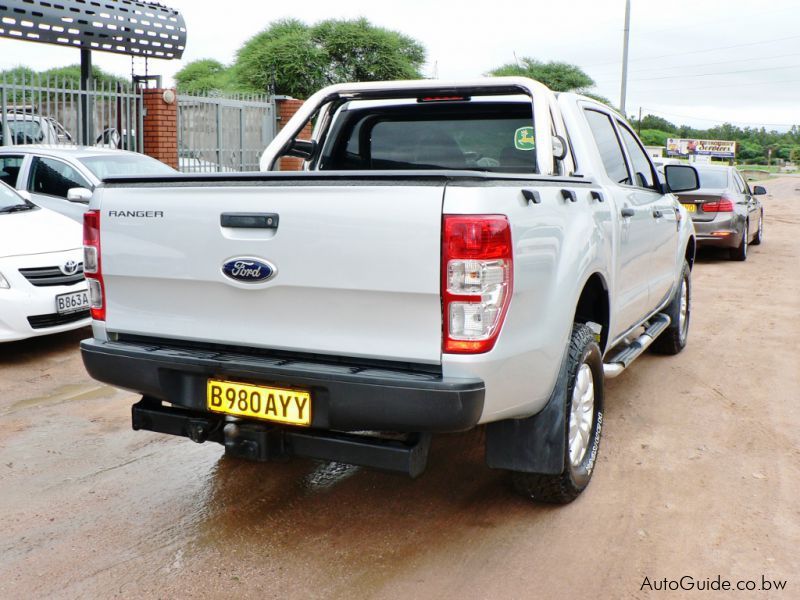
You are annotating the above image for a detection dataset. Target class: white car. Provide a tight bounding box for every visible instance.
[0,146,176,222]
[0,181,90,342]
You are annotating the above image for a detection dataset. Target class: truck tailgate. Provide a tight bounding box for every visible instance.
[98,182,445,364]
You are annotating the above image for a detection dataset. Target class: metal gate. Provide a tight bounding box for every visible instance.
[177,93,275,173]
[0,73,142,151]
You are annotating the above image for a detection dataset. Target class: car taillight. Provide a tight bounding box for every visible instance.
[442,215,512,354]
[83,209,105,321]
[702,196,734,212]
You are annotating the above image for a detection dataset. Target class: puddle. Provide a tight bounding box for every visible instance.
[3,383,115,415]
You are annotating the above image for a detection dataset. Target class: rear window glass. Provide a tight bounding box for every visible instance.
[695,169,728,189]
[321,101,537,173]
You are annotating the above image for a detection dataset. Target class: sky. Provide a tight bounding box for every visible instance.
[1,0,798,130]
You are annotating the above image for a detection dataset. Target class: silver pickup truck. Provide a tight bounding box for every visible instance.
[81,78,699,503]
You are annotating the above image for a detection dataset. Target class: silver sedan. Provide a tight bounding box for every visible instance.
[675,165,765,261]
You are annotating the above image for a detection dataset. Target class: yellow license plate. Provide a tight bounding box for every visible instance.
[684,203,696,213]
[207,379,311,426]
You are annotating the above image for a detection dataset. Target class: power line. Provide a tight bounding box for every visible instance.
[599,51,800,78]
[583,34,800,68]
[597,63,800,84]
[640,109,797,128]
[635,76,800,94]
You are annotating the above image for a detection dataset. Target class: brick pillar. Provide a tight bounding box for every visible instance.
[276,98,312,171]
[142,88,178,170]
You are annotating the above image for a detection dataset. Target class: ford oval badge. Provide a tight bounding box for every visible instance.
[222,257,277,283]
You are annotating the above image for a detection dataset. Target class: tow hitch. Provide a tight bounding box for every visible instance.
[131,397,431,478]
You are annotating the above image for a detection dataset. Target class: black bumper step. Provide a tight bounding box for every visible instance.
[132,398,431,478]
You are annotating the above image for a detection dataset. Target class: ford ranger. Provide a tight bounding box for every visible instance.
[80,78,699,503]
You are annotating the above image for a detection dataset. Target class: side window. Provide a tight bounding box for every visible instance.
[28,157,90,198]
[616,122,658,190]
[734,171,749,194]
[583,109,630,185]
[0,155,24,187]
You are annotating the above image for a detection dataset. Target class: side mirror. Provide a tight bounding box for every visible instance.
[552,135,567,160]
[664,165,700,193]
[67,187,92,204]
[752,185,767,195]
[285,139,317,161]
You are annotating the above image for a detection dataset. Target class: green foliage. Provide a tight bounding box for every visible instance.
[626,113,800,164]
[179,18,426,98]
[488,58,595,92]
[175,59,234,95]
[639,129,671,147]
[0,64,127,88]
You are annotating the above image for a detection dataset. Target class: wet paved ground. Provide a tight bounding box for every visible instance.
[1,178,798,599]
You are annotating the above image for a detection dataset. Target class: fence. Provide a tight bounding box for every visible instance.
[0,74,142,151]
[177,93,276,173]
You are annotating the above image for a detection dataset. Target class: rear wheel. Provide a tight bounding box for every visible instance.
[511,324,604,504]
[751,212,763,245]
[652,260,691,355]
[729,221,748,261]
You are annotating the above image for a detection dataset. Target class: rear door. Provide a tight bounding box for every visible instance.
[583,108,652,335]
[99,180,445,364]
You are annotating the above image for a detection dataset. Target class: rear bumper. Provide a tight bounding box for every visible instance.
[80,338,485,433]
[693,215,742,248]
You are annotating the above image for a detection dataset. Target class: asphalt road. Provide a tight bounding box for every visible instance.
[1,178,798,599]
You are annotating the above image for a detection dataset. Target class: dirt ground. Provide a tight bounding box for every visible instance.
[1,178,798,599]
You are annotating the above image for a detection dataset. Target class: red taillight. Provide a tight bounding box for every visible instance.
[702,196,734,213]
[442,215,513,354]
[83,209,105,321]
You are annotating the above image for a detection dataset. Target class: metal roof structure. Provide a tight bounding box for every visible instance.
[0,0,186,59]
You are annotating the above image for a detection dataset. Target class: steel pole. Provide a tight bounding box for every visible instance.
[620,0,631,116]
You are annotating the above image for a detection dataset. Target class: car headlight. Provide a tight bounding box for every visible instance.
[0,271,9,289]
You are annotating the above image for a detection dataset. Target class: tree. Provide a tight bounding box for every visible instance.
[639,129,671,147]
[230,18,425,98]
[487,58,594,92]
[175,59,233,95]
[0,64,127,88]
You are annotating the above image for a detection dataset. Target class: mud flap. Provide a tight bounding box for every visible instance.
[484,348,568,475]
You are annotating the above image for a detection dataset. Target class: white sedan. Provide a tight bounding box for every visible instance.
[0,146,176,223]
[0,181,90,342]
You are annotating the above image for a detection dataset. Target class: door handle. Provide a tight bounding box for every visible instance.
[620,207,635,218]
[220,213,279,229]
[652,209,663,218]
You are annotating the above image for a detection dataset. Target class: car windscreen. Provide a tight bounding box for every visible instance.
[695,169,729,189]
[79,154,176,179]
[0,182,26,210]
[319,101,537,173]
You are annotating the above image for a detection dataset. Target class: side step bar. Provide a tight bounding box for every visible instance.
[603,313,671,379]
[132,398,431,478]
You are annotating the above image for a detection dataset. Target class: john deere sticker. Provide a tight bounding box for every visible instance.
[514,127,535,151]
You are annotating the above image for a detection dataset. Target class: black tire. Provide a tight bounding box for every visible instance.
[729,221,748,261]
[511,324,604,504]
[751,212,763,245]
[651,260,691,355]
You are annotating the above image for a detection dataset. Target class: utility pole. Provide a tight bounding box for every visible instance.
[637,106,642,134]
[620,0,631,116]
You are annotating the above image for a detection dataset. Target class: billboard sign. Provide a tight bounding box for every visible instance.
[666,138,736,158]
